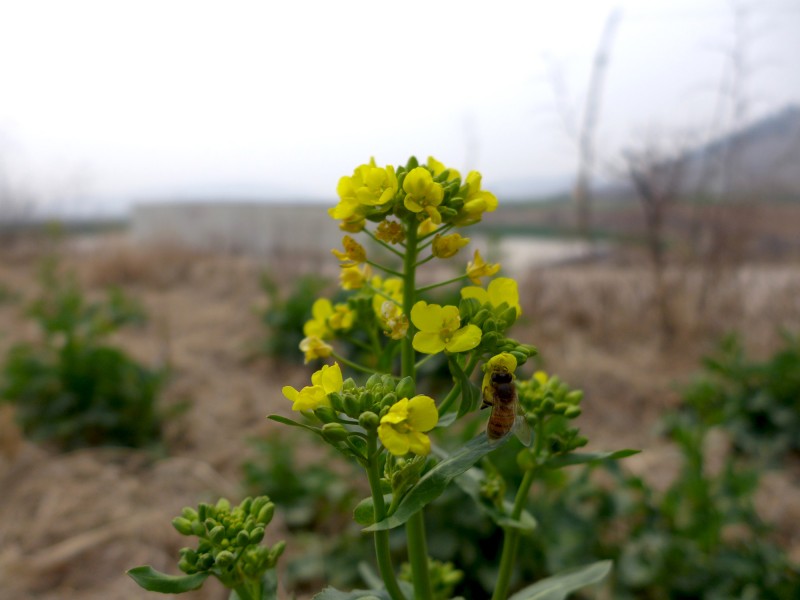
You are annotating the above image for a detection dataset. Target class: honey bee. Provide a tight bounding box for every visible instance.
[482,360,532,446]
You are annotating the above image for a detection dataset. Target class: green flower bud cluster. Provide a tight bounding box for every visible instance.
[171,496,285,587]
[385,454,427,498]
[479,468,507,510]
[400,558,464,600]
[517,374,588,460]
[460,297,537,366]
[308,375,416,463]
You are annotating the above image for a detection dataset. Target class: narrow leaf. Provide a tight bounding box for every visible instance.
[353,494,392,526]
[508,560,612,600]
[313,584,411,599]
[126,566,210,593]
[365,433,501,531]
[546,449,639,469]
[267,414,321,436]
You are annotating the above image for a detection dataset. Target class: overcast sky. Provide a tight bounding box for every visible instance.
[1,0,798,215]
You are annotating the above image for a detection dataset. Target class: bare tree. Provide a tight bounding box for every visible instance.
[623,138,687,342]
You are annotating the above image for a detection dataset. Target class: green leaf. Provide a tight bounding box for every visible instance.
[451,465,537,534]
[353,494,392,526]
[126,566,210,593]
[546,449,639,469]
[365,433,502,531]
[267,414,321,436]
[508,560,612,600]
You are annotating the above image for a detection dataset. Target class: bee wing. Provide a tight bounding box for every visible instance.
[513,414,532,447]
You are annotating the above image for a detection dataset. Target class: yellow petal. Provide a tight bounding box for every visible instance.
[407,395,438,432]
[406,431,431,456]
[488,278,521,315]
[378,423,410,456]
[282,386,299,402]
[319,363,343,394]
[381,398,409,424]
[413,331,446,355]
[445,324,482,353]
[460,286,489,305]
[312,298,334,321]
[410,301,443,333]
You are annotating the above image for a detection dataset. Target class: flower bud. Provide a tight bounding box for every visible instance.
[314,406,338,423]
[191,520,206,536]
[250,496,270,518]
[178,558,195,574]
[268,540,287,565]
[216,498,230,512]
[181,507,198,521]
[172,517,194,536]
[471,309,491,326]
[564,406,582,419]
[256,502,275,525]
[240,497,253,515]
[366,373,382,389]
[380,392,397,408]
[359,411,379,430]
[499,306,518,328]
[216,550,235,568]
[343,394,362,417]
[554,402,569,415]
[575,436,589,448]
[483,318,498,333]
[208,525,226,544]
[541,397,555,412]
[342,377,357,392]
[406,156,419,170]
[250,526,265,544]
[236,530,251,547]
[198,553,215,570]
[566,390,584,404]
[510,350,527,365]
[395,376,415,399]
[321,422,350,443]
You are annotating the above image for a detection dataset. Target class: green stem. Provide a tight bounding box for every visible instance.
[406,511,432,600]
[436,381,461,414]
[415,274,469,294]
[492,468,536,600]
[414,353,437,371]
[366,432,406,600]
[330,351,376,374]
[367,260,405,278]
[401,216,433,600]
[364,227,406,258]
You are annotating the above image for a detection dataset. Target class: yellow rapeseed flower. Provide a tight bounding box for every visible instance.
[282,362,343,411]
[410,301,482,354]
[370,276,404,318]
[299,335,334,363]
[328,303,355,331]
[466,249,501,284]
[378,395,439,456]
[331,235,367,266]
[455,171,498,225]
[460,277,521,316]
[340,264,371,290]
[432,233,470,259]
[329,159,398,224]
[417,218,438,237]
[427,156,461,181]
[303,298,335,339]
[403,167,444,224]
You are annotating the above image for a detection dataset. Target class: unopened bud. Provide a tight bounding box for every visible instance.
[564,406,582,419]
[216,550,235,568]
[554,402,569,415]
[249,526,265,544]
[321,422,349,443]
[517,449,536,471]
[236,530,251,547]
[256,502,275,525]
[208,525,226,544]
[171,517,194,536]
[343,394,361,417]
[366,373,382,389]
[395,376,415,399]
[359,411,379,430]
[566,390,584,404]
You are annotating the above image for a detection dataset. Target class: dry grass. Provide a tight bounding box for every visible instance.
[0,230,798,598]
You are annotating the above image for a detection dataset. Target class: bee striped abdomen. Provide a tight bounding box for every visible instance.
[486,379,518,441]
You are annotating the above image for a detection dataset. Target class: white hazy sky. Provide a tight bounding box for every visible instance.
[0,0,798,215]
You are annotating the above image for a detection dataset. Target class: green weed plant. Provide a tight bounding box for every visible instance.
[1,260,166,449]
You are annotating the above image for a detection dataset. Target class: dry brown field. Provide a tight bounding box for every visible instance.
[0,228,798,599]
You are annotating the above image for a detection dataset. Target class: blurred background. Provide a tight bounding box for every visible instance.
[1,1,799,598]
